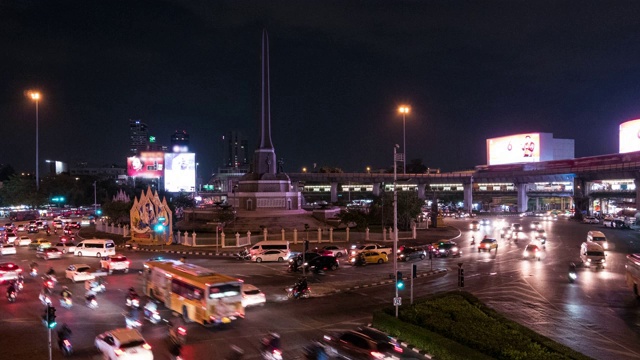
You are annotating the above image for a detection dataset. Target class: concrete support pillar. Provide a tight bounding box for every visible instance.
[372,182,381,197]
[220,232,226,246]
[293,229,298,244]
[281,228,286,241]
[263,228,268,241]
[317,228,322,242]
[346,227,350,241]
[535,197,540,211]
[382,227,387,241]
[365,227,369,241]
[516,183,529,213]
[417,184,426,200]
[412,223,416,239]
[463,181,473,213]
[235,232,240,246]
[330,182,338,203]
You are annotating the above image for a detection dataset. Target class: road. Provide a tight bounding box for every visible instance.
[1,217,639,359]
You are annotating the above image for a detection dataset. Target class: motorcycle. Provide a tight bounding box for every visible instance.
[286,286,311,299]
[350,256,366,267]
[569,263,578,283]
[144,306,162,324]
[59,338,73,356]
[39,293,52,306]
[43,278,56,291]
[235,250,251,261]
[126,295,141,309]
[287,263,300,273]
[7,290,17,303]
[61,296,73,309]
[15,277,24,292]
[124,312,142,329]
[85,280,106,294]
[86,294,98,309]
[168,322,187,345]
[261,333,283,360]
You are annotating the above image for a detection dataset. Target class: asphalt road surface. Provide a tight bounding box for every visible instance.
[1,217,639,359]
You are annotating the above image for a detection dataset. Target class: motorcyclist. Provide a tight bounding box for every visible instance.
[57,323,72,349]
[356,252,366,266]
[262,332,281,351]
[294,277,308,297]
[46,267,56,277]
[127,287,138,299]
[569,262,577,274]
[7,282,17,298]
[30,261,39,272]
[471,235,476,245]
[168,335,182,359]
[61,286,72,299]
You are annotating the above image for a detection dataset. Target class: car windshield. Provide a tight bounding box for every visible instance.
[526,246,538,251]
[244,289,261,295]
[587,251,605,257]
[439,244,453,249]
[593,237,606,242]
[481,239,493,243]
[119,340,146,349]
[209,283,241,299]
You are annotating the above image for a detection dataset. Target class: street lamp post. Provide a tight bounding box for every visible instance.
[393,144,400,317]
[28,91,41,191]
[398,105,410,174]
[93,181,97,215]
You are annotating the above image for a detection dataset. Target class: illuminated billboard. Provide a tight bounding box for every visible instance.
[619,119,640,153]
[164,153,196,192]
[487,133,541,165]
[127,152,165,178]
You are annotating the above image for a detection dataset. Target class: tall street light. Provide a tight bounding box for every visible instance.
[398,105,410,174]
[393,144,400,317]
[28,91,41,191]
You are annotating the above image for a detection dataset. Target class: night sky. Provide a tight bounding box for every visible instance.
[3,0,640,177]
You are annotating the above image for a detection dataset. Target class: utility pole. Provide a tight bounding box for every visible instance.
[393,144,400,317]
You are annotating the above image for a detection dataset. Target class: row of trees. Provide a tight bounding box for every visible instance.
[335,191,425,231]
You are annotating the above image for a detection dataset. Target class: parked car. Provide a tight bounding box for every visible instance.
[397,247,427,261]
[242,283,266,307]
[0,262,22,283]
[251,249,290,263]
[36,247,63,260]
[66,264,95,282]
[306,255,339,271]
[95,328,153,360]
[0,244,17,256]
[478,238,498,252]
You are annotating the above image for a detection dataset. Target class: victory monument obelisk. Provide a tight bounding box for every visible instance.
[230,30,302,212]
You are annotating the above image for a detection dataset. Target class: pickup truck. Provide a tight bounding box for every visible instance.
[349,244,393,257]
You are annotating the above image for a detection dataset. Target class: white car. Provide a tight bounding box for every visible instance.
[65,264,95,282]
[0,262,22,282]
[16,224,26,232]
[582,217,599,224]
[54,242,77,254]
[242,284,266,307]
[95,328,153,360]
[251,249,290,263]
[319,245,348,258]
[0,244,17,256]
[37,248,63,260]
[17,236,32,246]
[5,232,17,244]
[100,255,130,274]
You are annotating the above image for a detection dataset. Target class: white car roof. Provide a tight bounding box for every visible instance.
[243,283,260,292]
[109,328,145,344]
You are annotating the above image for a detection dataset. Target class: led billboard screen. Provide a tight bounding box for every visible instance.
[487,133,541,165]
[127,152,165,178]
[619,119,640,153]
[164,153,196,192]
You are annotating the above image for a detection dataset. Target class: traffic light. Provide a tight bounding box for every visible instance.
[95,209,102,215]
[412,264,417,278]
[154,223,165,232]
[46,306,57,328]
[458,268,465,288]
[396,271,404,290]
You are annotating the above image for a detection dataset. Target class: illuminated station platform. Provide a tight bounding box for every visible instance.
[289,123,640,215]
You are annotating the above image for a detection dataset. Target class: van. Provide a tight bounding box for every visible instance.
[587,230,609,250]
[580,242,606,268]
[74,239,116,258]
[249,241,290,256]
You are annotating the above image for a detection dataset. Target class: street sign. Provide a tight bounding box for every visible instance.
[393,297,402,306]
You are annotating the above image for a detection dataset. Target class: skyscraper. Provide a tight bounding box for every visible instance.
[171,130,190,153]
[129,119,148,155]
[223,131,249,168]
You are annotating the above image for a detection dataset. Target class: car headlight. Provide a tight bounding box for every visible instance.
[523,251,528,256]
[587,258,591,262]
[452,247,458,252]
[603,243,608,249]
[399,254,405,257]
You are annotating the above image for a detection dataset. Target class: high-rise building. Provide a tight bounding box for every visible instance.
[171,130,190,152]
[129,119,149,155]
[223,131,249,168]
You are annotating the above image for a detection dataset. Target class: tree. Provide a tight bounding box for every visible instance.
[0,174,47,207]
[375,191,423,230]
[102,199,133,224]
[406,159,428,174]
[335,209,368,230]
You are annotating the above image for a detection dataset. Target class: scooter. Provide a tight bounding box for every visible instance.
[144,306,162,324]
[165,320,187,344]
[124,312,142,329]
[235,250,251,261]
[39,292,52,306]
[286,286,311,299]
[15,277,24,292]
[86,294,98,309]
[126,295,141,309]
[60,297,73,309]
[7,290,17,303]
[261,334,283,360]
[59,338,73,356]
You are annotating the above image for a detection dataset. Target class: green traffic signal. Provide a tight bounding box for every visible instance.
[396,271,404,289]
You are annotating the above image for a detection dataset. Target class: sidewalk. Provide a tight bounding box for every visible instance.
[128,226,462,255]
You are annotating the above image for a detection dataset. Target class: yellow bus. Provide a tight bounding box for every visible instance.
[142,260,245,326]
[625,253,640,298]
